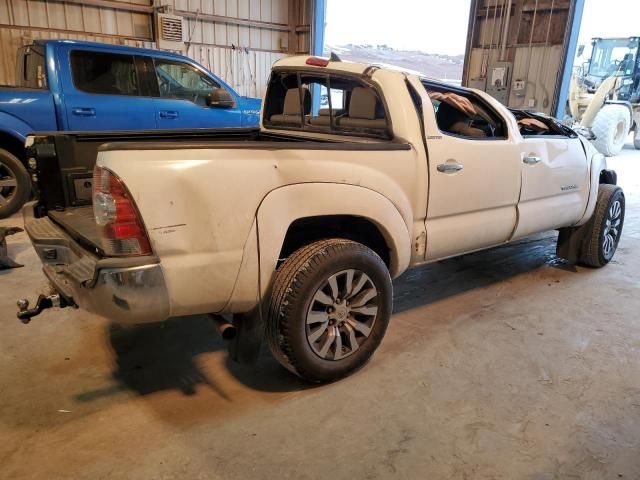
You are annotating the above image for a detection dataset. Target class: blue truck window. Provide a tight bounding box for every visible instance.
[154,59,220,106]
[70,51,140,96]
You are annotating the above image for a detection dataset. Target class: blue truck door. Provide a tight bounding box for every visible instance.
[61,49,156,131]
[151,58,243,128]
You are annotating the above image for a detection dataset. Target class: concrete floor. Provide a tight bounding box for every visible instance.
[1,139,640,480]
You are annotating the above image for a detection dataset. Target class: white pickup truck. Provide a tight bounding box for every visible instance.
[20,56,624,382]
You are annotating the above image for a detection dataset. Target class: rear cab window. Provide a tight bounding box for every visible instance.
[70,50,140,96]
[263,70,391,139]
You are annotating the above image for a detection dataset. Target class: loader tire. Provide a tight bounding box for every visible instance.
[592,105,630,157]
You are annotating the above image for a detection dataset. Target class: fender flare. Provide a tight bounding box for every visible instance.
[256,183,412,293]
[0,112,33,144]
[575,151,607,226]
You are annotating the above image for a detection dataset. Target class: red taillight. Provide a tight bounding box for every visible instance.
[306,56,329,67]
[92,166,151,256]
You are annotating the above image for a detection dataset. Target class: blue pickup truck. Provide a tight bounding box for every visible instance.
[0,40,261,218]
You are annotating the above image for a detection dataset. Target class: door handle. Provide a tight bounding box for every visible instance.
[523,155,541,165]
[71,107,96,117]
[437,162,464,173]
[159,110,179,119]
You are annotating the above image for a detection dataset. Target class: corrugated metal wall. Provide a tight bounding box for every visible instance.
[0,0,312,96]
[463,0,575,115]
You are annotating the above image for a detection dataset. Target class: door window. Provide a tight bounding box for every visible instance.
[423,82,506,139]
[70,51,139,96]
[154,60,220,106]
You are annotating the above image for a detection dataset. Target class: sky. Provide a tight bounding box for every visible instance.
[324,0,471,55]
[324,0,640,56]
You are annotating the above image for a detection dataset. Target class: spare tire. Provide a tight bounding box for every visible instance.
[0,149,31,219]
[592,105,630,157]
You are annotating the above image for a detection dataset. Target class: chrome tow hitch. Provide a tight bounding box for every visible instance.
[16,294,72,324]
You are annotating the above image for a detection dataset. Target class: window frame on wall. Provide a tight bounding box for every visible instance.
[69,50,141,97]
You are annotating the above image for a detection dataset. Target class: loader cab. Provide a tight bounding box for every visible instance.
[586,37,640,102]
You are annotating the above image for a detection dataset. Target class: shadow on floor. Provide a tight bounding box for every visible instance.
[103,314,312,399]
[392,233,560,313]
[92,233,562,399]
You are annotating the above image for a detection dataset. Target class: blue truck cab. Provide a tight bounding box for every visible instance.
[0,39,261,217]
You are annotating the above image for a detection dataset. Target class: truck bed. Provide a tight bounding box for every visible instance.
[28,127,408,254]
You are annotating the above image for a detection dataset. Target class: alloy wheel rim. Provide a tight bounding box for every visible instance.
[0,161,18,207]
[603,199,622,259]
[306,269,378,361]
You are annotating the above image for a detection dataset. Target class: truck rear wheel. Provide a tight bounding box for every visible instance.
[579,184,625,268]
[592,105,630,157]
[266,239,392,383]
[0,149,31,219]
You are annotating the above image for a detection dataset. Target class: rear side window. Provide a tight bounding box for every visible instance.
[70,51,139,96]
[423,81,506,140]
[264,71,390,139]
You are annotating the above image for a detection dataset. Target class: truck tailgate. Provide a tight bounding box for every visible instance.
[48,206,101,252]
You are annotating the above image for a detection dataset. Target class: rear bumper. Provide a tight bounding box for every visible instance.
[23,202,170,324]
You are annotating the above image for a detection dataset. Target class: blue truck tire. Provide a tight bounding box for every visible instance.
[0,148,31,219]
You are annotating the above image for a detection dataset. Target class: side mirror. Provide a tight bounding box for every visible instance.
[577,45,585,57]
[206,88,235,108]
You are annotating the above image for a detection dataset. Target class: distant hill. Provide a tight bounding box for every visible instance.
[324,44,464,82]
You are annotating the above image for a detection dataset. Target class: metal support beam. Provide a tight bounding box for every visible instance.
[177,10,291,33]
[46,0,153,14]
[311,0,326,56]
[554,0,585,118]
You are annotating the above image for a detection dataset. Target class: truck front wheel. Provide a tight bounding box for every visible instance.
[579,184,625,267]
[266,239,392,383]
[0,149,31,219]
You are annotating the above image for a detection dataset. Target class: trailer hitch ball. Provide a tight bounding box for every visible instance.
[16,294,68,324]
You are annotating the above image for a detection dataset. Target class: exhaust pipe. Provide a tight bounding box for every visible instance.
[208,314,236,340]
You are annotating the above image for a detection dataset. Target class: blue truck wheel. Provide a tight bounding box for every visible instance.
[0,149,31,219]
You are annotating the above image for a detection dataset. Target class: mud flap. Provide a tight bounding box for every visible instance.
[0,227,24,269]
[228,308,264,365]
[556,224,590,264]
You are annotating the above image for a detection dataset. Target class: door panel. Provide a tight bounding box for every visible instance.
[424,135,521,260]
[513,137,589,239]
[411,79,521,261]
[61,49,156,131]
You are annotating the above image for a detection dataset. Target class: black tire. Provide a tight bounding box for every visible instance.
[0,148,31,219]
[634,126,640,150]
[579,184,625,268]
[266,239,392,383]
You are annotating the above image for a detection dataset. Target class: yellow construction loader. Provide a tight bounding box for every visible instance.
[568,37,640,156]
